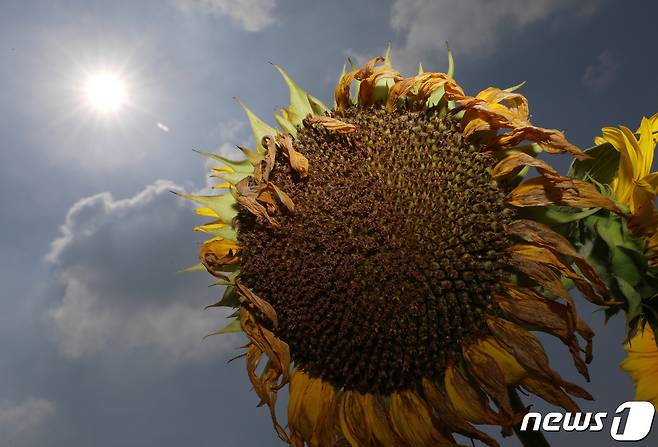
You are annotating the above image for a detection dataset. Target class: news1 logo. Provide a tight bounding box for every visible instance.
[520,401,655,441]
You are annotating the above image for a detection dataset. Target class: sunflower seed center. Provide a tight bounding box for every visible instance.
[238,107,511,393]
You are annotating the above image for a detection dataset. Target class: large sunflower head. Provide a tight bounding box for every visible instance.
[180,50,615,446]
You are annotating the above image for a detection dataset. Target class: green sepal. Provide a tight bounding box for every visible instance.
[237,100,278,153]
[175,191,238,224]
[568,142,619,186]
[195,224,238,241]
[334,63,347,109]
[273,64,314,125]
[503,81,526,93]
[274,112,298,137]
[446,42,455,78]
[177,262,206,273]
[519,206,600,226]
[211,171,250,185]
[204,318,242,337]
[372,76,396,105]
[384,43,392,67]
[210,270,239,286]
[426,85,446,110]
[192,149,252,173]
[496,143,543,159]
[238,146,265,165]
[205,284,240,309]
[308,94,329,115]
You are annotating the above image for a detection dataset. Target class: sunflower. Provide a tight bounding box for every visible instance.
[567,115,658,407]
[179,51,614,446]
[593,113,658,236]
[621,325,658,407]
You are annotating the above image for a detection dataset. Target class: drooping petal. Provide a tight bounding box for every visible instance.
[507,176,619,212]
[288,371,337,446]
[304,115,358,134]
[337,390,401,447]
[388,390,455,446]
[422,378,500,447]
[444,365,502,425]
[335,56,385,110]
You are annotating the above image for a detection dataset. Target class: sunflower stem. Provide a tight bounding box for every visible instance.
[509,388,551,447]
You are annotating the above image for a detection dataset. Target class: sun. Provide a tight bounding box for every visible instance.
[83,71,128,115]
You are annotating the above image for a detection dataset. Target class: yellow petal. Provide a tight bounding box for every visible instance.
[288,371,336,446]
[194,207,219,218]
[444,365,500,425]
[621,327,658,408]
[389,390,453,446]
[470,338,526,385]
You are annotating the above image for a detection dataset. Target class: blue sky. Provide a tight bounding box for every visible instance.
[1,0,658,446]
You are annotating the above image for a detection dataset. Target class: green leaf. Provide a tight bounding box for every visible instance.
[612,246,642,286]
[192,150,252,173]
[568,142,620,185]
[273,64,314,125]
[591,215,624,248]
[175,192,238,223]
[205,318,242,337]
[617,276,643,324]
[237,100,277,153]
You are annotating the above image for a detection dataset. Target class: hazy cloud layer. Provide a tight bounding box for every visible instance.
[47,180,234,361]
[0,398,55,445]
[583,50,618,90]
[176,0,277,31]
[390,0,599,68]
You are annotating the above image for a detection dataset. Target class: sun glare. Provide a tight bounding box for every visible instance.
[83,71,128,115]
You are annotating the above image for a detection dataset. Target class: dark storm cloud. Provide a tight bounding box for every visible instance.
[389,0,602,71]
[46,180,235,361]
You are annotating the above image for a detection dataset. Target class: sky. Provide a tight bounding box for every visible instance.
[1,0,658,446]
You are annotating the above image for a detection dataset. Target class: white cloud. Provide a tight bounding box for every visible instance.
[47,180,239,362]
[0,398,54,444]
[390,0,600,69]
[583,50,618,90]
[201,120,248,191]
[176,0,277,32]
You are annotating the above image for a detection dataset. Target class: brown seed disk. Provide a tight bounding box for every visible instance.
[237,106,512,394]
